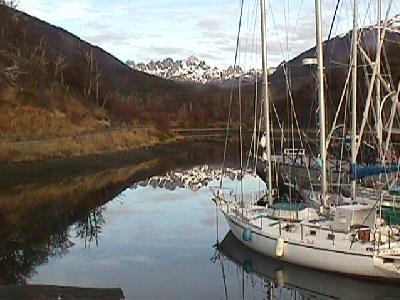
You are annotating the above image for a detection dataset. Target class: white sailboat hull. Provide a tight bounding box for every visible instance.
[224,211,400,279]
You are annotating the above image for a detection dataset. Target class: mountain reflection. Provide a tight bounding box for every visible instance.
[132,165,245,192]
[0,141,240,286]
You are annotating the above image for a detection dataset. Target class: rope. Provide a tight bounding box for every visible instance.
[215,202,219,246]
[324,0,342,58]
[220,0,245,188]
[239,77,244,206]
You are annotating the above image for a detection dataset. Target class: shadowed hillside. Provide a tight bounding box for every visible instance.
[268,26,400,132]
[1,2,400,151]
[0,3,256,144]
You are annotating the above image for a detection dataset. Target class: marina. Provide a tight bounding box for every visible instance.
[2,0,400,298]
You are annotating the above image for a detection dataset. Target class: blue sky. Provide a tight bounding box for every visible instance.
[18,0,399,69]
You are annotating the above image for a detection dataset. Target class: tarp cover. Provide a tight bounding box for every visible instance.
[351,164,399,180]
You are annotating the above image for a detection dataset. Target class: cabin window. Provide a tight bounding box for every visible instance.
[310,230,317,236]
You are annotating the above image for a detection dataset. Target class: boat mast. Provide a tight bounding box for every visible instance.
[260,0,273,203]
[351,0,358,201]
[376,0,382,151]
[315,0,327,209]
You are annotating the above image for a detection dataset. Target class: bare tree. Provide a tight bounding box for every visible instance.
[95,63,102,105]
[0,0,19,9]
[83,49,103,105]
[84,49,94,97]
[51,51,67,91]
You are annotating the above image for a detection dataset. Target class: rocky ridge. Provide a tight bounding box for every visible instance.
[126,55,265,84]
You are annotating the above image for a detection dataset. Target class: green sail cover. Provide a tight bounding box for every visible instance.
[382,208,400,226]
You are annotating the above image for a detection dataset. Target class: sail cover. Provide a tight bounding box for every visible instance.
[351,164,400,180]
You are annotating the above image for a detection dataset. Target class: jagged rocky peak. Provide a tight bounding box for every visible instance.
[366,14,400,33]
[185,55,201,66]
[387,14,400,32]
[128,55,262,84]
[162,57,174,67]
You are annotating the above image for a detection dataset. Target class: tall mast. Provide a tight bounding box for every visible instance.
[260,0,272,203]
[351,0,358,200]
[376,0,382,150]
[315,0,327,208]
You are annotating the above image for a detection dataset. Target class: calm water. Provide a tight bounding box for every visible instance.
[1,142,400,299]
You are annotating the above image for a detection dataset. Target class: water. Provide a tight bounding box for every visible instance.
[1,142,400,299]
[24,175,262,299]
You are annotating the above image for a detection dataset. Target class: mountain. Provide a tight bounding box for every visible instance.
[267,15,400,129]
[126,56,263,84]
[1,2,400,144]
[386,14,400,33]
[0,4,257,142]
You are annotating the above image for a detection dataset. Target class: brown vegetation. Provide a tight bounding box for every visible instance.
[0,3,257,163]
[0,128,171,163]
[2,3,399,163]
[0,158,161,284]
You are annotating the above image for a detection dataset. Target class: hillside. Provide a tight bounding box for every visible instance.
[0,4,256,145]
[268,18,400,130]
[1,2,400,163]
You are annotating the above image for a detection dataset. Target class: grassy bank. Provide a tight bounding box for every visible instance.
[0,128,175,164]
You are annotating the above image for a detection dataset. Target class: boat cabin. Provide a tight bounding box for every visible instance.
[332,204,375,232]
[267,202,318,222]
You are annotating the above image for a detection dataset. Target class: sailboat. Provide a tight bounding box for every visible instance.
[297,0,400,219]
[212,0,400,279]
[255,3,400,214]
[216,231,400,299]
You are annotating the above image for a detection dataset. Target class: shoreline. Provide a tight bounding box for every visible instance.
[0,127,318,166]
[0,139,228,188]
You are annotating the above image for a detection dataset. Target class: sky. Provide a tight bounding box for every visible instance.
[17,0,399,69]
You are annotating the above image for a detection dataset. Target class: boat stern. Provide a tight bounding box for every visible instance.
[374,248,400,278]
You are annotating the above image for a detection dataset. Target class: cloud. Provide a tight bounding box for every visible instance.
[143,46,187,56]
[19,0,102,23]
[197,53,221,61]
[19,0,386,69]
[85,31,134,46]
[84,20,108,31]
[197,18,221,31]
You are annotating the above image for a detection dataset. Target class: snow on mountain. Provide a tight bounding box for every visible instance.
[365,14,400,34]
[387,14,400,33]
[126,56,262,84]
[127,15,400,85]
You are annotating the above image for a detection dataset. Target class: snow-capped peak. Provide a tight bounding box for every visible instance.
[387,14,400,33]
[127,56,262,84]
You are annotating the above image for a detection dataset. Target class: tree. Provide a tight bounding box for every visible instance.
[0,0,18,9]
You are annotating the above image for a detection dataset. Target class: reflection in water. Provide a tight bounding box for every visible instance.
[0,141,235,286]
[216,231,400,300]
[0,159,164,284]
[3,140,396,299]
[132,165,246,192]
[75,207,105,248]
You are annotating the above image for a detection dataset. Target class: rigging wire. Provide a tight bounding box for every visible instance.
[220,0,245,188]
[239,76,244,206]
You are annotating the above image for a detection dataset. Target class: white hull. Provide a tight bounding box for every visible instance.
[219,231,400,299]
[223,210,400,279]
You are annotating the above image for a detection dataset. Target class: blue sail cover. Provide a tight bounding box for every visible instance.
[351,164,400,180]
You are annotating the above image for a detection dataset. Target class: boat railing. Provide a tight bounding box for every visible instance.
[218,191,400,253]
[265,218,400,252]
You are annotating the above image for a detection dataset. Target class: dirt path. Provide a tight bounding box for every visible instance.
[1,127,148,145]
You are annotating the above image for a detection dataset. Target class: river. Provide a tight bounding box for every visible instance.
[0,141,399,299]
